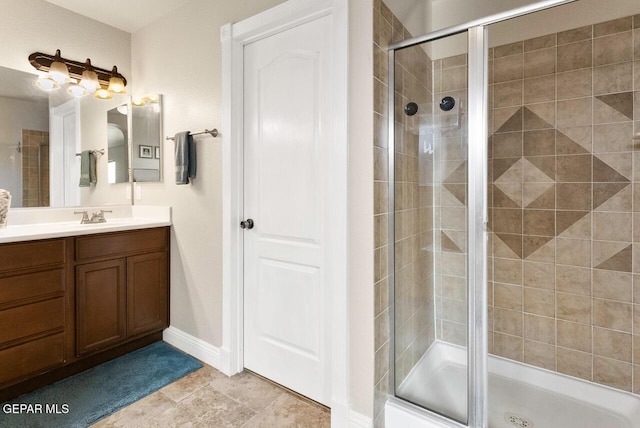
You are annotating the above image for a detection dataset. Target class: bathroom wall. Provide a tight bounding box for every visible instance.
[374,0,435,424]
[487,14,640,394]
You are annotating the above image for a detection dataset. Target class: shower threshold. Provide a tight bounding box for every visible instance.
[391,341,640,428]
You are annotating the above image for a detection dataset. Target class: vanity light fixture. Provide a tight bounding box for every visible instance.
[29,50,127,98]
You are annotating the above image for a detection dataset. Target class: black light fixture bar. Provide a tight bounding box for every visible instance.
[28,49,127,88]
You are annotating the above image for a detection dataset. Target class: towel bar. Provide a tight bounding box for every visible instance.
[75,149,105,156]
[166,128,218,141]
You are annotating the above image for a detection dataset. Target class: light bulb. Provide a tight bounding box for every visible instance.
[35,76,58,90]
[94,88,113,100]
[67,84,87,97]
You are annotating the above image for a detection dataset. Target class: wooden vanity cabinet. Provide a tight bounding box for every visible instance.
[0,238,73,387]
[0,226,169,401]
[75,228,169,356]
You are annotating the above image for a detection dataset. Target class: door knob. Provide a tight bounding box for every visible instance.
[240,218,254,230]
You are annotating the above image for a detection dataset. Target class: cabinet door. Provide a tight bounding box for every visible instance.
[127,252,168,337]
[76,260,126,356]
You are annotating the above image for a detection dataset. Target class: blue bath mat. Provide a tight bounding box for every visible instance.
[0,341,202,428]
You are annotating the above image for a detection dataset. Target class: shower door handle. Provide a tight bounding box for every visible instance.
[240,218,254,230]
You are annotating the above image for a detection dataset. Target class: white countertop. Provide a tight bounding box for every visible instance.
[0,206,171,244]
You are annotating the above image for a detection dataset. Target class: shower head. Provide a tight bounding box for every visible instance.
[404,102,419,116]
[439,96,455,111]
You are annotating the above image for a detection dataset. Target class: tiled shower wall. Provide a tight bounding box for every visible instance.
[432,54,469,346]
[373,0,434,424]
[21,129,49,207]
[487,15,640,393]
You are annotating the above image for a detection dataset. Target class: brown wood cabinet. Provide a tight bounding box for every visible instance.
[0,239,71,387]
[0,226,169,401]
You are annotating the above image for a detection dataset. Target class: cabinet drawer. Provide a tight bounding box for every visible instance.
[76,228,167,262]
[0,240,65,274]
[0,269,65,306]
[0,298,65,346]
[0,333,64,385]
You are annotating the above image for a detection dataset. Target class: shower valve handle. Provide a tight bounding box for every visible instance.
[240,219,254,230]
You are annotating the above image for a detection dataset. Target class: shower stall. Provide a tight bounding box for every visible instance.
[380,0,640,426]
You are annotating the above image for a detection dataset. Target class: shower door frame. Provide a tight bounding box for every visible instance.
[385,1,577,426]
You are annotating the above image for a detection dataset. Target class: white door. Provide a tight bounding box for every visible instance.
[243,15,332,406]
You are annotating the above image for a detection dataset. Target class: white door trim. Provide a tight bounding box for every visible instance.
[220,0,350,425]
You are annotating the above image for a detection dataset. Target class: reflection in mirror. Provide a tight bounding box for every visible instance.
[0,67,49,207]
[107,105,130,184]
[0,65,133,208]
[131,94,162,182]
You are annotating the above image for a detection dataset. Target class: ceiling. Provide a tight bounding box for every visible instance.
[43,0,189,33]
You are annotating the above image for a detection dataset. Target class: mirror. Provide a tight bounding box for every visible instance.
[131,94,162,182]
[107,105,130,184]
[0,67,50,208]
[0,66,164,208]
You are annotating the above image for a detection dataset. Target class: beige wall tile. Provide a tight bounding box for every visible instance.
[524,313,555,344]
[524,287,555,317]
[495,42,523,58]
[524,340,556,370]
[494,307,523,336]
[524,48,556,78]
[557,292,591,324]
[556,154,592,182]
[493,333,523,361]
[594,17,633,37]
[593,327,632,362]
[557,347,592,380]
[523,129,555,156]
[524,34,556,52]
[593,62,633,95]
[635,365,640,394]
[557,320,592,352]
[523,210,555,236]
[494,283,523,310]
[593,356,632,391]
[557,69,592,100]
[494,54,524,83]
[593,298,632,332]
[493,132,522,158]
[556,238,591,267]
[494,257,523,285]
[593,123,634,153]
[494,81,523,108]
[593,212,632,242]
[557,40,592,72]
[557,25,592,45]
[556,184,592,211]
[593,32,633,66]
[524,261,555,290]
[556,265,591,296]
[441,320,466,346]
[557,97,592,128]
[593,269,632,301]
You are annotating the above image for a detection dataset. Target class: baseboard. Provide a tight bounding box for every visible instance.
[163,326,221,371]
[350,410,373,428]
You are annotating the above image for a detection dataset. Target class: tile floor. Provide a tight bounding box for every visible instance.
[92,364,330,427]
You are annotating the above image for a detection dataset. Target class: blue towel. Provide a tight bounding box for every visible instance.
[174,132,196,185]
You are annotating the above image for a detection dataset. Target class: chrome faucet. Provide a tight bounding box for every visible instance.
[74,209,112,224]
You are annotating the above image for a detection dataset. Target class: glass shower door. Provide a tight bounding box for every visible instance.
[390,27,488,426]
